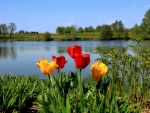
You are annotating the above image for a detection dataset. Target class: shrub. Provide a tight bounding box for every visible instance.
[44,32,52,41]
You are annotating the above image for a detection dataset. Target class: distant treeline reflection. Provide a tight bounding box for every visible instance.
[56,46,95,54]
[0,47,17,59]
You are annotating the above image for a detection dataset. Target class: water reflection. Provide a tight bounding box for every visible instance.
[0,41,149,78]
[0,47,17,59]
[57,47,67,54]
[56,46,96,54]
[83,47,95,53]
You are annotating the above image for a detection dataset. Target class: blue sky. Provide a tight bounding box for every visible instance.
[0,0,150,33]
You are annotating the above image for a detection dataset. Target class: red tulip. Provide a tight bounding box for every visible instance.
[74,53,90,69]
[52,55,67,69]
[68,45,82,58]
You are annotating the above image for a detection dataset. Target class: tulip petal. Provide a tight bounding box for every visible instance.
[68,45,82,58]
[52,56,56,61]
[91,66,101,82]
[74,53,90,69]
[99,63,108,76]
[52,55,67,69]
[36,59,50,74]
[48,59,58,74]
[91,61,107,82]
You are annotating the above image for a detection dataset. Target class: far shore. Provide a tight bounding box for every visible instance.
[0,32,150,41]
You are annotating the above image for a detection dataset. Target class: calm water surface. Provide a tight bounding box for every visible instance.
[0,41,149,79]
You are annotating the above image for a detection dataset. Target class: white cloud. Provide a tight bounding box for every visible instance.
[132,5,136,8]
[107,20,116,25]
[140,17,144,20]
[64,21,74,25]
[69,17,73,19]
[146,4,150,7]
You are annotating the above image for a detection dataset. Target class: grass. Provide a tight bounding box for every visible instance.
[0,33,100,41]
[0,42,150,112]
[1,32,150,41]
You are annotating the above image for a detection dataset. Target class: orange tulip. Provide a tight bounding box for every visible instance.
[91,62,107,82]
[36,58,58,75]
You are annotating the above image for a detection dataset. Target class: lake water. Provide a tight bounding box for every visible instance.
[0,40,150,79]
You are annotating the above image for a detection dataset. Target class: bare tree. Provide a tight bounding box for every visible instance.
[0,24,3,38]
[1,24,7,38]
[8,23,16,38]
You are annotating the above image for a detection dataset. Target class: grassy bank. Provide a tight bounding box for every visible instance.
[0,33,100,41]
[0,44,150,113]
[1,32,150,41]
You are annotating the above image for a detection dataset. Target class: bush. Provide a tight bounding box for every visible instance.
[100,25,113,40]
[44,32,52,41]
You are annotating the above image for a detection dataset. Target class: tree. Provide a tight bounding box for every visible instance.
[84,27,88,32]
[141,9,150,34]
[88,26,95,32]
[0,25,2,37]
[111,20,118,31]
[0,24,7,38]
[8,23,16,38]
[130,24,145,39]
[56,26,65,34]
[95,26,101,32]
[71,27,78,40]
[122,29,129,39]
[64,26,73,34]
[18,30,24,34]
[78,27,84,33]
[118,20,124,32]
[100,25,113,40]
[111,20,124,38]
[44,32,51,41]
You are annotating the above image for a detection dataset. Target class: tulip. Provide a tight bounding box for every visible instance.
[52,55,67,74]
[74,53,90,70]
[68,45,82,58]
[36,58,58,79]
[91,62,107,82]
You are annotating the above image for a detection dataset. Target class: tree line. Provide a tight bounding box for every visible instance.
[1,8,150,40]
[0,23,16,38]
[56,20,128,40]
[56,8,150,40]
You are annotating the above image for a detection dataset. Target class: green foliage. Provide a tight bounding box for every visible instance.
[0,43,150,112]
[84,26,95,32]
[70,28,78,40]
[0,24,7,38]
[100,24,113,40]
[111,20,124,39]
[78,27,84,33]
[64,27,73,35]
[44,31,52,41]
[56,26,65,34]
[130,24,145,40]
[0,75,40,113]
[141,8,150,35]
[95,25,101,32]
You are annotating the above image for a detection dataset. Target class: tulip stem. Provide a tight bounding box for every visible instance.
[79,69,82,89]
[79,69,82,79]
[48,74,52,87]
[58,69,60,78]
[48,74,50,79]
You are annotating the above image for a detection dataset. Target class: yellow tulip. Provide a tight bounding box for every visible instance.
[91,62,107,82]
[36,58,58,75]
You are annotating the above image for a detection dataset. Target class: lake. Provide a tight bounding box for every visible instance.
[0,40,150,79]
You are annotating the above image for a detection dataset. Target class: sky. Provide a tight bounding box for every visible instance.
[0,0,150,33]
